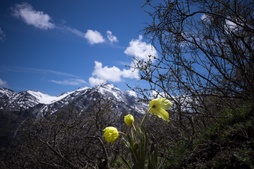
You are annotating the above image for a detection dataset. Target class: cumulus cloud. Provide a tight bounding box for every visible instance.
[0,27,6,41]
[88,35,158,87]
[84,30,105,45]
[11,2,88,38]
[0,78,8,87]
[11,3,120,44]
[12,2,55,30]
[124,35,157,61]
[88,77,107,87]
[201,14,243,33]
[106,30,118,43]
[51,79,87,86]
[92,61,122,82]
[84,29,119,45]
[89,61,139,87]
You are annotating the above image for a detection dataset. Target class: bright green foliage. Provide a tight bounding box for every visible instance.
[121,126,163,169]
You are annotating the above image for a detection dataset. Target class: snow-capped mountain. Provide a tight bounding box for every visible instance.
[0,88,39,110]
[0,83,147,119]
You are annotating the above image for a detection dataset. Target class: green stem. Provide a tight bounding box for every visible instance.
[132,123,137,131]
[140,108,151,127]
[119,131,127,136]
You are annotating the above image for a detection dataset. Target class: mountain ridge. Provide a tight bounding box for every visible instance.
[0,83,146,119]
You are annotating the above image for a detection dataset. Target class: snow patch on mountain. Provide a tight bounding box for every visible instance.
[27,90,66,104]
[26,87,90,105]
[97,84,123,101]
[127,90,137,97]
[0,88,15,97]
[76,86,89,92]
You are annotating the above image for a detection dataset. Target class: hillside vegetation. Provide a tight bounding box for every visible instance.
[168,107,254,169]
[0,103,253,168]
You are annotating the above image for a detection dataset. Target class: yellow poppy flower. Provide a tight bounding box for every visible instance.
[124,114,135,126]
[103,126,119,143]
[148,98,172,122]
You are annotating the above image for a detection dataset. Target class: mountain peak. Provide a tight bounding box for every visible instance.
[96,82,118,89]
[76,86,89,92]
[0,83,146,118]
[0,87,15,97]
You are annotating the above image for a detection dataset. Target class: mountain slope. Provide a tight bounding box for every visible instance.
[0,83,146,119]
[0,88,39,110]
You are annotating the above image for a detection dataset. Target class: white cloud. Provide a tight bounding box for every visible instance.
[88,35,159,87]
[51,79,86,86]
[88,77,107,87]
[0,27,6,41]
[121,62,139,79]
[89,61,139,87]
[84,30,118,45]
[124,35,157,61]
[106,30,118,43]
[92,61,122,82]
[12,2,55,30]
[84,29,105,44]
[60,26,85,38]
[10,3,120,44]
[8,67,80,78]
[201,14,243,33]
[0,78,8,87]
[2,66,84,85]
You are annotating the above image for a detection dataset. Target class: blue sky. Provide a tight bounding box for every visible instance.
[0,0,158,95]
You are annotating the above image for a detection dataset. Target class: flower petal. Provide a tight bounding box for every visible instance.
[149,98,161,109]
[149,107,170,122]
[156,108,169,122]
[159,98,172,110]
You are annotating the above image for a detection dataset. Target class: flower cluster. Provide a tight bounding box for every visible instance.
[103,98,172,143]
[102,98,173,168]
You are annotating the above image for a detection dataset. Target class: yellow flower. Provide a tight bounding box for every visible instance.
[124,114,135,126]
[148,98,172,122]
[103,126,119,143]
